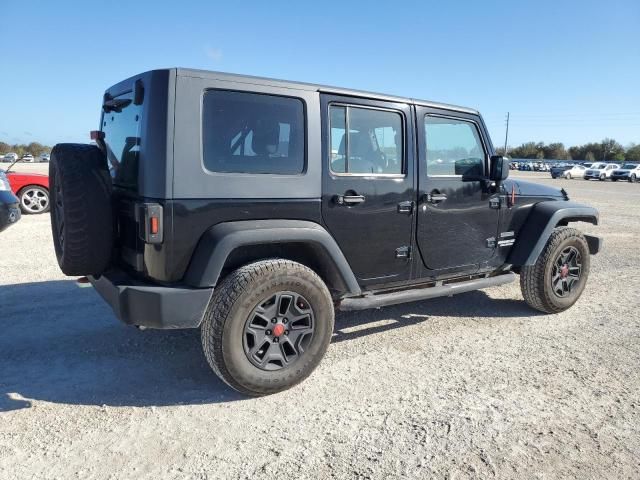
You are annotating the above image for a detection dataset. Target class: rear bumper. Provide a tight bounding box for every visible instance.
[0,191,21,232]
[89,269,212,329]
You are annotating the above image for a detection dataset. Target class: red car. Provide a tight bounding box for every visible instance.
[2,165,50,214]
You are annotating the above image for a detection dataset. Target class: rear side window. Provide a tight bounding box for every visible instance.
[102,92,142,191]
[203,90,305,175]
[424,116,485,177]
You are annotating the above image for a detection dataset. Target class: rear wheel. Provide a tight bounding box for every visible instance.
[566,172,572,179]
[599,173,606,181]
[520,227,590,313]
[18,185,49,214]
[201,259,334,396]
[630,174,637,183]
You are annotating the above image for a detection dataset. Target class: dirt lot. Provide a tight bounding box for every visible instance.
[1,173,639,479]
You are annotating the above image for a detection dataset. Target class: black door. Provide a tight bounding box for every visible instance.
[415,107,500,273]
[321,95,415,286]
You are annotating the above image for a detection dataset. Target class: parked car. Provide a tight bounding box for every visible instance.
[610,164,640,182]
[2,153,18,163]
[21,154,35,163]
[584,162,620,181]
[0,171,21,232]
[551,164,587,179]
[48,68,601,396]
[39,153,50,162]
[550,165,571,178]
[583,163,593,168]
[2,159,50,214]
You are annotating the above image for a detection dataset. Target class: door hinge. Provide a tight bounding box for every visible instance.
[395,246,411,259]
[489,197,501,209]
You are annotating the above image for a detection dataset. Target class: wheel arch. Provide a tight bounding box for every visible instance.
[183,220,361,296]
[508,201,600,267]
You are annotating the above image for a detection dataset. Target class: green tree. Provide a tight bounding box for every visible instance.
[585,151,596,162]
[625,144,640,162]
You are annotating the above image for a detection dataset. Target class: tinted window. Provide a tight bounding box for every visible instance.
[203,90,305,175]
[329,105,403,175]
[424,116,485,176]
[102,93,142,191]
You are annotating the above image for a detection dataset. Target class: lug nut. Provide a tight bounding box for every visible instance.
[271,318,277,323]
[273,337,280,343]
[266,330,272,335]
[285,330,289,335]
[283,318,288,324]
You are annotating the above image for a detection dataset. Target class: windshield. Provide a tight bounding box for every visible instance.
[622,164,638,169]
[591,163,606,169]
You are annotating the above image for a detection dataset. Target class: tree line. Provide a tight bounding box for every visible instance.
[496,138,640,162]
[0,141,52,158]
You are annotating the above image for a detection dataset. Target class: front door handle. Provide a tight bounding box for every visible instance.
[397,200,414,214]
[334,194,365,205]
[426,192,447,204]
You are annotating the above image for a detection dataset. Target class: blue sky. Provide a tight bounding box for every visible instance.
[1,0,638,148]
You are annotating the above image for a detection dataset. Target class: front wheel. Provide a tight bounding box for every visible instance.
[599,174,606,181]
[520,227,590,314]
[201,259,334,396]
[630,174,637,183]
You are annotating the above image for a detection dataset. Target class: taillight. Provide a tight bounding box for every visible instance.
[136,203,163,244]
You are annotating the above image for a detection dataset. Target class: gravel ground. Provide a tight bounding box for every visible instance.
[1,173,639,479]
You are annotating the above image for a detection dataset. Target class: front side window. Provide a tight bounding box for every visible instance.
[329,105,403,175]
[203,90,305,175]
[424,116,485,177]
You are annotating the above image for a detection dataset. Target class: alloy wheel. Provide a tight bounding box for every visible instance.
[243,291,315,371]
[551,246,582,297]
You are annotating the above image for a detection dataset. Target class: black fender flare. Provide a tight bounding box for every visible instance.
[183,220,361,295]
[508,201,600,266]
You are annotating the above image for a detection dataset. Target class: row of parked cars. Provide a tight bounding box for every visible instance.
[550,162,640,182]
[1,152,50,163]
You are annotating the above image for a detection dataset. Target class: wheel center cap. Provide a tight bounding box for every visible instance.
[560,264,569,278]
[272,324,285,337]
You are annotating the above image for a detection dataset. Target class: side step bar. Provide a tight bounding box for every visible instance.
[338,272,517,311]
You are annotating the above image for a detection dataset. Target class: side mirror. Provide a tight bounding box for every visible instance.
[490,155,510,182]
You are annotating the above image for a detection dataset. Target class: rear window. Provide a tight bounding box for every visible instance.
[102,92,142,191]
[202,90,305,175]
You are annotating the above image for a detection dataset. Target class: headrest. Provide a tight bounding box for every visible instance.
[251,119,280,155]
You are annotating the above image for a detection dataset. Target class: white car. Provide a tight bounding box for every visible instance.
[2,153,18,163]
[562,164,587,179]
[21,154,35,163]
[610,163,640,183]
[584,162,620,181]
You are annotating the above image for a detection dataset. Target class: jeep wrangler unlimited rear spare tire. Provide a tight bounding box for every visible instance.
[201,259,334,396]
[49,143,113,276]
[520,227,590,314]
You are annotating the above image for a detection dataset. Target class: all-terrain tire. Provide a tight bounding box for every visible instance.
[49,143,113,276]
[201,259,334,396]
[520,227,590,314]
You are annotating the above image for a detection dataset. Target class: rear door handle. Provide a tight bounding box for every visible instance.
[334,194,365,205]
[426,193,447,204]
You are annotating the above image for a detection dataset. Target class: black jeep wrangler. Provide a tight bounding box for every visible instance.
[49,69,601,396]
